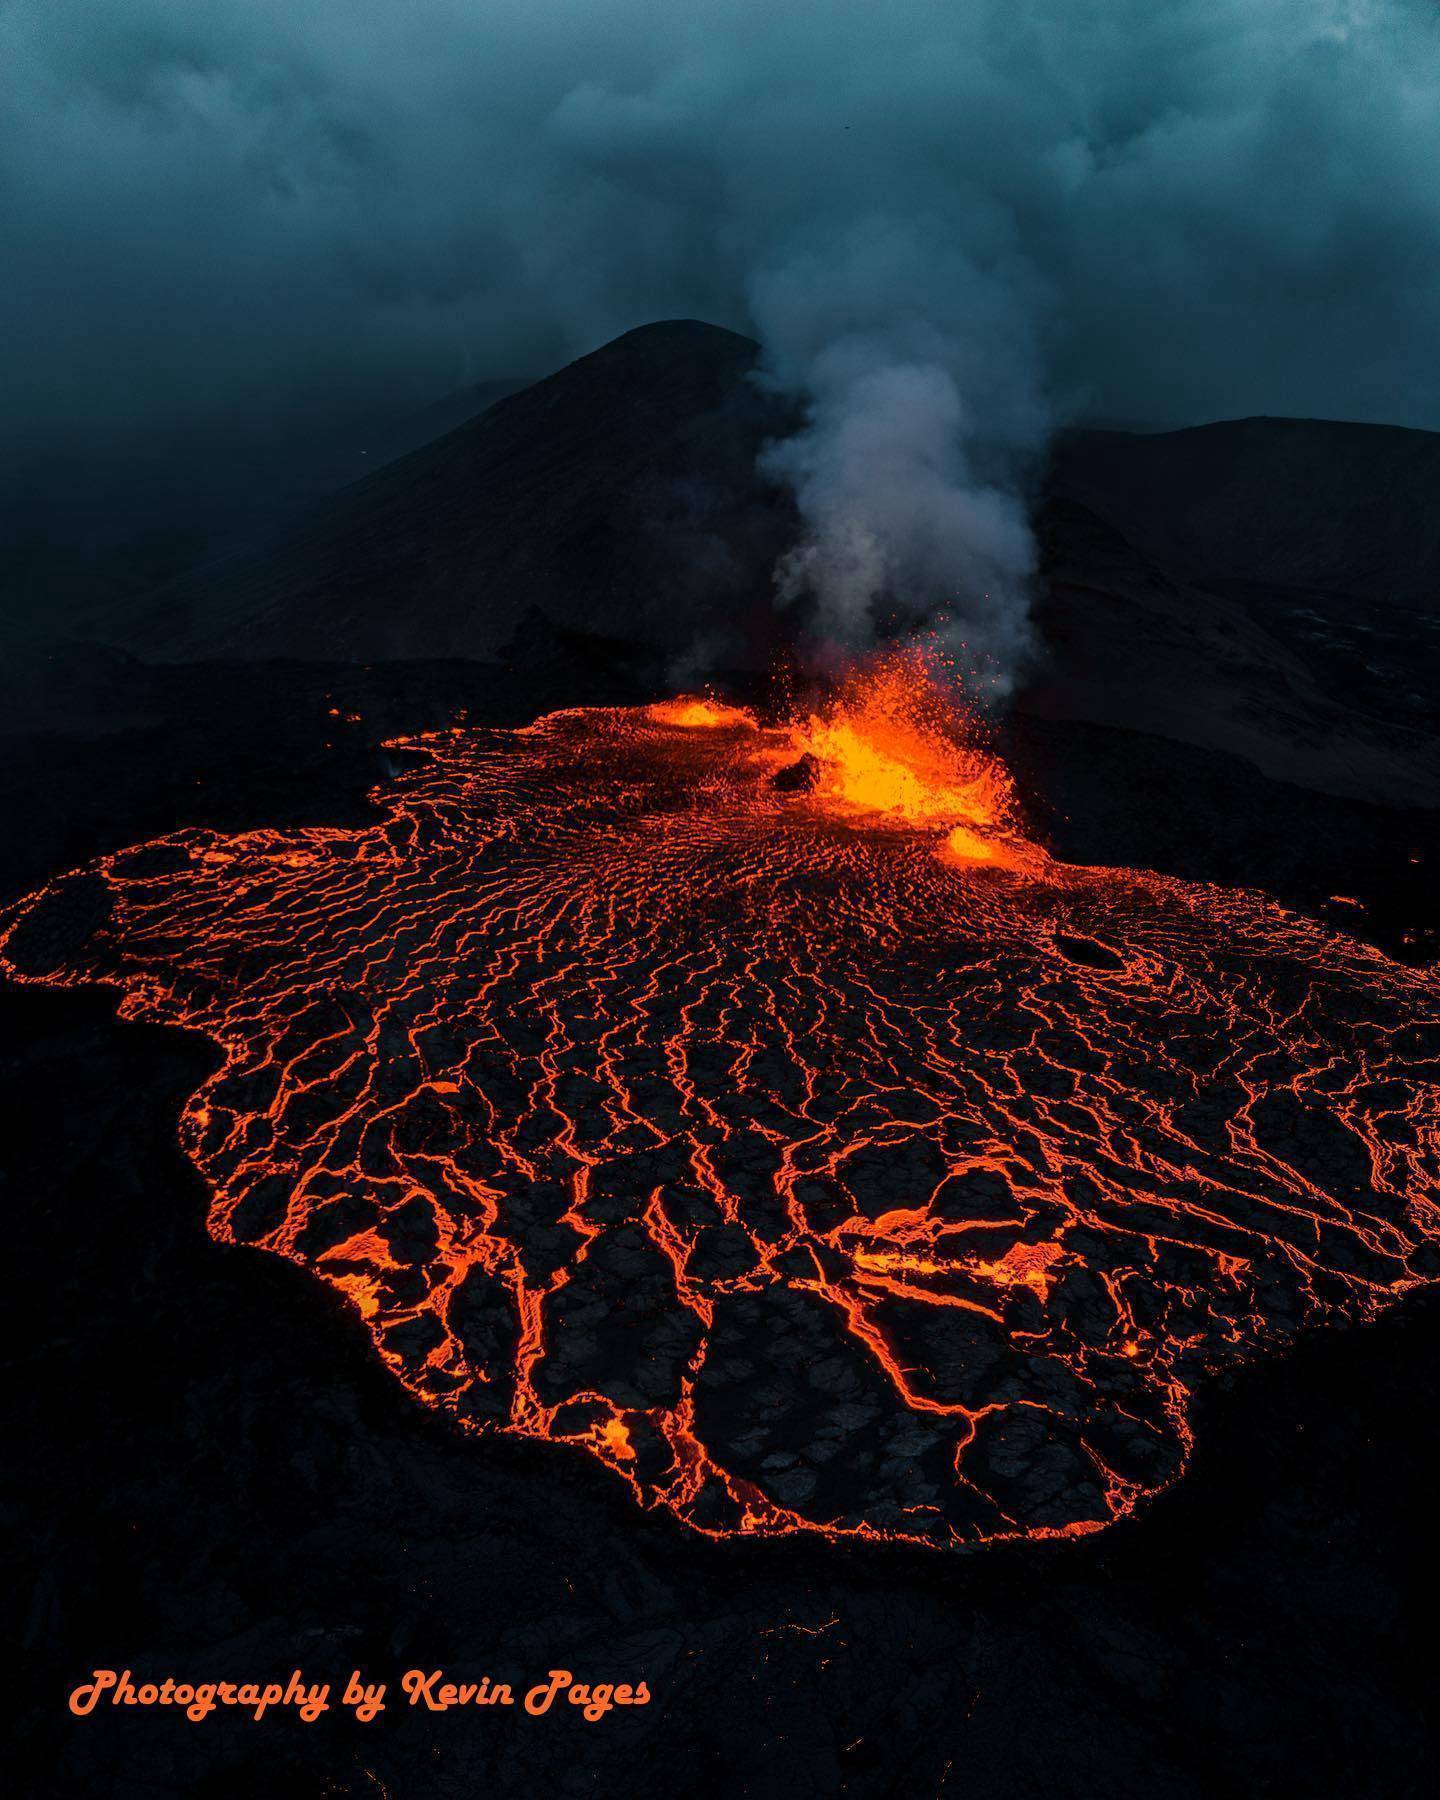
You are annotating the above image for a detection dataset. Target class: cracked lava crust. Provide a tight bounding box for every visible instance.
[4,657,1438,1548]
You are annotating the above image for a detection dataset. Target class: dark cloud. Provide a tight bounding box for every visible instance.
[5,1,1438,665]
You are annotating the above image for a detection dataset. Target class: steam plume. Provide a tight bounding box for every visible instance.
[5,0,1439,679]
[751,226,1048,685]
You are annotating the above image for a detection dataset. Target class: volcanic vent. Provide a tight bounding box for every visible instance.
[3,655,1437,1547]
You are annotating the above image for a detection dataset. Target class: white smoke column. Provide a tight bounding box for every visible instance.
[750,225,1050,691]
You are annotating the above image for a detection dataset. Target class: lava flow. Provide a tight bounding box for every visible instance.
[4,653,1437,1548]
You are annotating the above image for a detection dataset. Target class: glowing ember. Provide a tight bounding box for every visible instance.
[3,658,1437,1548]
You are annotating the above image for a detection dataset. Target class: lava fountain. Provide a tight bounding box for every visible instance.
[3,654,1437,1547]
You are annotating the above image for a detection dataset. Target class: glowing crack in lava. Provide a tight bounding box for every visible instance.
[4,654,1438,1548]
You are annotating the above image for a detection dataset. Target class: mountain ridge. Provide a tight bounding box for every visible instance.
[47,320,1440,807]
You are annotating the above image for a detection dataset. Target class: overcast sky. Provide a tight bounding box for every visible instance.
[5,1,1439,668]
[5,0,1438,454]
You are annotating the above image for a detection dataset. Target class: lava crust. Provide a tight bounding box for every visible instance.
[3,685,1437,1549]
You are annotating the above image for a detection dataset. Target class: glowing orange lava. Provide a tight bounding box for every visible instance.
[647,697,758,730]
[2,658,1437,1549]
[789,651,1046,875]
[798,652,1010,820]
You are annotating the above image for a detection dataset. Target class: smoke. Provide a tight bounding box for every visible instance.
[750,226,1049,684]
[5,0,1440,676]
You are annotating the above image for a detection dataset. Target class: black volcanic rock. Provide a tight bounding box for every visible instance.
[1030,414,1440,806]
[1032,415,1440,803]
[120,321,799,668]
[772,752,821,792]
[1025,491,1440,806]
[1050,416,1440,607]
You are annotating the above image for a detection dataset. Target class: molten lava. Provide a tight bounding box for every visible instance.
[3,655,1437,1548]
[790,651,1047,875]
[647,697,756,730]
[797,653,1012,829]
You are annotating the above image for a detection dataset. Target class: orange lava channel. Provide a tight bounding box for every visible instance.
[2,653,1436,1549]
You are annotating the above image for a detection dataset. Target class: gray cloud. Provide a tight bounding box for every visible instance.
[5,0,1439,670]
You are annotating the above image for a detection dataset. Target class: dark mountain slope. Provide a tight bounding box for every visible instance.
[66,323,1440,807]
[1031,416,1440,806]
[3,379,529,637]
[121,321,797,668]
[1027,497,1440,807]
[1050,417,1440,607]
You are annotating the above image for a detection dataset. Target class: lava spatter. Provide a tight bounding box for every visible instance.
[3,656,1437,1548]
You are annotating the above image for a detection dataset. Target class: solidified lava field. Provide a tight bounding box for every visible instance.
[3,660,1438,1548]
